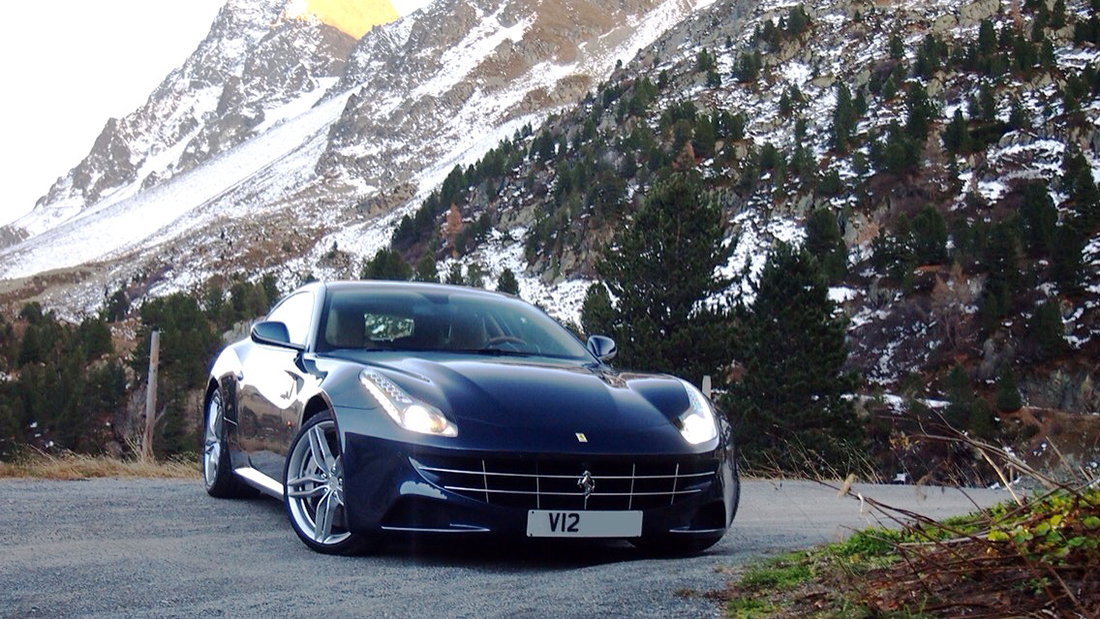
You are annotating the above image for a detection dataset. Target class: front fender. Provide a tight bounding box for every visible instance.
[208,343,247,438]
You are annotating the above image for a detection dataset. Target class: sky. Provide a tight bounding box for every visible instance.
[0,0,433,228]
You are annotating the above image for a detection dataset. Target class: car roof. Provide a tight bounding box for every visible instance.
[317,280,517,300]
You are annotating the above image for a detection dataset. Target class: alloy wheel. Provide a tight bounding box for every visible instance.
[285,419,352,546]
[202,392,224,489]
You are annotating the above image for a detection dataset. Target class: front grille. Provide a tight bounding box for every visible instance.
[411,454,717,511]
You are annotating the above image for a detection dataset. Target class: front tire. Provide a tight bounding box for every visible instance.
[283,412,371,555]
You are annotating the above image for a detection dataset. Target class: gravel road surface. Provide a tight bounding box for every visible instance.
[0,478,1007,618]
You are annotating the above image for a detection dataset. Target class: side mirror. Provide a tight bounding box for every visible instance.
[586,335,617,363]
[251,321,304,351]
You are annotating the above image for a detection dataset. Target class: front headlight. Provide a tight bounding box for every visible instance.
[359,369,458,437]
[677,380,718,445]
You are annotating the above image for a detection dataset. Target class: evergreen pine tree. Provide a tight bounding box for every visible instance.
[1012,33,1037,76]
[580,282,616,337]
[911,206,949,264]
[361,248,412,281]
[1050,224,1085,294]
[736,52,760,82]
[706,68,722,88]
[1030,298,1066,360]
[763,20,782,50]
[445,263,464,285]
[852,150,868,176]
[496,268,520,295]
[979,82,997,122]
[968,398,997,439]
[804,209,848,283]
[817,169,843,197]
[78,317,113,361]
[1040,39,1055,68]
[779,90,793,116]
[17,326,41,367]
[693,117,717,159]
[905,82,935,141]
[889,33,905,59]
[106,289,130,322]
[465,263,485,288]
[1008,97,1030,130]
[995,366,1023,412]
[882,76,898,101]
[414,252,439,282]
[725,243,862,471]
[596,172,735,384]
[1019,182,1057,256]
[874,215,908,281]
[696,49,716,73]
[1032,17,1046,43]
[791,143,816,185]
[978,223,1022,329]
[1051,0,1066,29]
[872,122,920,174]
[0,396,19,458]
[19,302,43,324]
[787,5,809,36]
[942,109,971,155]
[1074,16,1100,45]
[978,20,997,55]
[1062,145,1099,228]
[854,88,868,116]
[832,83,856,154]
[943,364,975,429]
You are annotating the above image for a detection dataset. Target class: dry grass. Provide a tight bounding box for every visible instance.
[738,438,884,484]
[0,450,199,480]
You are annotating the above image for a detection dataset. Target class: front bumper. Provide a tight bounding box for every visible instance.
[341,433,738,540]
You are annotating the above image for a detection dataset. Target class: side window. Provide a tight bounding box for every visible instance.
[266,292,314,347]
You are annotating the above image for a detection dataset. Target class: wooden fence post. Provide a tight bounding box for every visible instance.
[702,375,712,399]
[141,330,161,463]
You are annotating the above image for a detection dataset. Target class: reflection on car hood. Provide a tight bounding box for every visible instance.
[320,351,694,451]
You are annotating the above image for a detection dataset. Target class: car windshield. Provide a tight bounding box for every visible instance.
[315,288,592,361]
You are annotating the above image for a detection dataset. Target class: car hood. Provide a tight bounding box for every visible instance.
[320,351,702,454]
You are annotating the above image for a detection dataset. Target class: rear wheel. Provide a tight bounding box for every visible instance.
[283,412,371,555]
[203,389,248,498]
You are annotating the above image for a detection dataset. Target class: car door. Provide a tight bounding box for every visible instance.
[238,291,316,480]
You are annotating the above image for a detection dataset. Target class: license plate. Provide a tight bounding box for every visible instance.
[526,510,642,538]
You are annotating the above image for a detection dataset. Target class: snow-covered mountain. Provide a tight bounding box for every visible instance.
[6,0,353,240]
[0,0,709,319]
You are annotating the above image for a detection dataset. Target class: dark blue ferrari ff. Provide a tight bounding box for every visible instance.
[203,281,739,554]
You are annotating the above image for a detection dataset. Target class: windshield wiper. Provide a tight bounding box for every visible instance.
[455,348,540,357]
